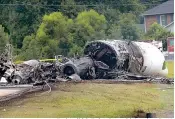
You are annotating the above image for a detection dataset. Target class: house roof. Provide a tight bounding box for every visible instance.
[143,0,174,16]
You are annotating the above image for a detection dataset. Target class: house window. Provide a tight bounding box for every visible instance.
[169,39,174,46]
[160,15,166,26]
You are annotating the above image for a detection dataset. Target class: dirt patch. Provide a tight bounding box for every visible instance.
[156,110,174,118]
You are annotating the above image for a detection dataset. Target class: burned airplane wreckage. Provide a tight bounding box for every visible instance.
[0,40,171,85]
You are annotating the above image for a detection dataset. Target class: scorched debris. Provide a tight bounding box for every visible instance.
[0,40,173,85]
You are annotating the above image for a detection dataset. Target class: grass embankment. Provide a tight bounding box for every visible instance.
[0,83,173,118]
[166,61,174,78]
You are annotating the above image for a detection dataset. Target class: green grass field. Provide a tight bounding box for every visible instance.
[166,61,174,78]
[0,83,173,118]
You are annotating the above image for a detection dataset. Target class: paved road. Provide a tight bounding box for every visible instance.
[0,84,34,102]
[0,89,21,97]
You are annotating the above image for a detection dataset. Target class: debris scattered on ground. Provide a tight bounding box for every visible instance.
[0,40,173,86]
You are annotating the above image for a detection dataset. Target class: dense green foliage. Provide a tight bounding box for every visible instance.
[74,10,106,45]
[19,10,107,59]
[0,0,171,60]
[0,25,9,54]
[146,22,174,40]
[119,13,143,41]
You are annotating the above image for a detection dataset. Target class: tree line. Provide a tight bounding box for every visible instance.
[0,0,173,60]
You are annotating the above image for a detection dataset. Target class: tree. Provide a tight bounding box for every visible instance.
[114,0,145,16]
[0,0,147,53]
[0,25,9,54]
[0,4,41,48]
[119,13,141,41]
[146,22,174,40]
[16,34,40,60]
[19,10,107,59]
[101,8,121,37]
[74,10,106,47]
[61,0,86,19]
[0,0,60,49]
[107,25,121,39]
[18,12,74,60]
[68,44,83,57]
[142,0,168,9]
[75,0,145,15]
[36,12,74,58]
